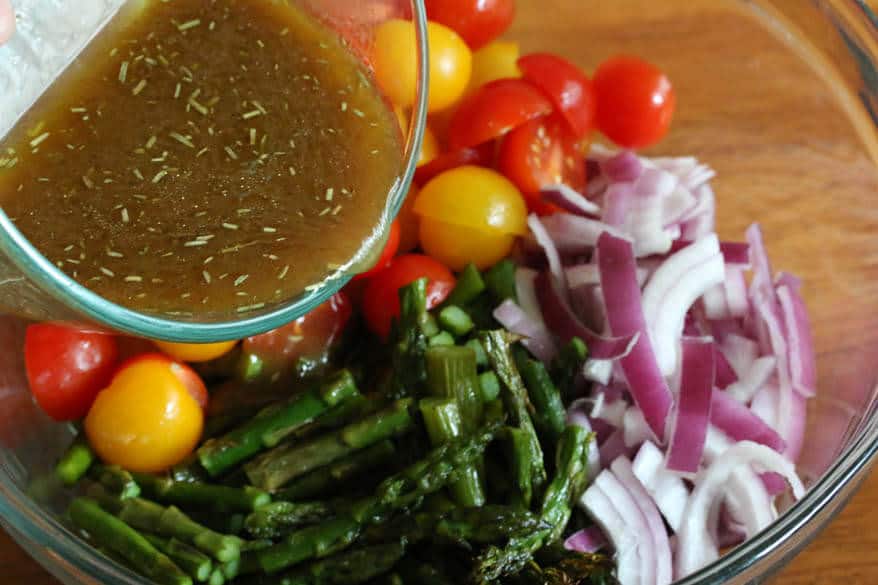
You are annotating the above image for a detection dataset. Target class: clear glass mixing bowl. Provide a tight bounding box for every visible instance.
[3,0,878,583]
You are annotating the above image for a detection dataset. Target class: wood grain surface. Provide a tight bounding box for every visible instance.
[4,0,878,583]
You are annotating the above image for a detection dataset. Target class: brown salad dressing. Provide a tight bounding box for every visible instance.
[0,0,403,318]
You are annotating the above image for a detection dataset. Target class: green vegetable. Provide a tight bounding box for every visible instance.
[420,398,485,507]
[134,473,271,513]
[273,543,406,585]
[91,465,141,499]
[276,440,396,502]
[478,371,501,402]
[472,426,591,581]
[56,437,95,486]
[424,345,484,432]
[437,305,474,336]
[388,279,437,398]
[484,259,517,303]
[480,330,547,491]
[502,427,534,509]
[514,347,567,445]
[244,501,335,539]
[116,497,244,563]
[465,338,488,367]
[68,497,192,585]
[444,263,486,307]
[428,331,456,347]
[245,399,415,490]
[434,505,548,545]
[553,337,589,402]
[198,370,360,477]
[144,534,214,583]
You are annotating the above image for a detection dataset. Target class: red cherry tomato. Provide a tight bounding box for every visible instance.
[497,114,587,209]
[354,221,401,280]
[592,55,676,149]
[362,254,456,339]
[118,353,209,411]
[24,324,119,421]
[517,53,597,138]
[414,143,495,187]
[244,291,353,371]
[425,0,515,50]
[447,78,554,151]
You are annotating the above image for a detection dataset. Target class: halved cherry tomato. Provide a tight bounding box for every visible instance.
[593,55,676,149]
[154,339,238,363]
[354,221,401,280]
[447,78,553,150]
[119,353,209,411]
[497,114,587,205]
[243,291,352,373]
[517,53,596,138]
[372,19,472,113]
[425,0,515,50]
[24,324,119,421]
[414,143,494,186]
[362,254,455,339]
[85,357,203,472]
[468,41,521,94]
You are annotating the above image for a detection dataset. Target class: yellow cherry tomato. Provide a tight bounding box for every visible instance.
[85,359,203,472]
[154,340,238,363]
[372,19,472,113]
[397,186,421,254]
[419,217,516,270]
[418,125,440,167]
[414,166,528,235]
[467,41,521,94]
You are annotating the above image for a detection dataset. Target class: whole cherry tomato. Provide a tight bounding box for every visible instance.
[354,221,401,280]
[24,324,119,421]
[425,0,515,50]
[120,353,209,411]
[85,358,203,472]
[154,340,238,363]
[592,55,676,149]
[362,254,455,339]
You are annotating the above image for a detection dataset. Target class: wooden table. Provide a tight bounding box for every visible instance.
[4,0,878,583]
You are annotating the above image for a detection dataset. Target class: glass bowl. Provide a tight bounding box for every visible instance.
[3,0,878,583]
[0,0,429,343]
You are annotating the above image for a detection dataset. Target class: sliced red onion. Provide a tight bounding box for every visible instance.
[725,268,749,317]
[775,271,802,292]
[535,271,640,360]
[541,183,602,217]
[663,184,698,228]
[725,356,776,404]
[752,293,794,444]
[720,334,759,378]
[528,214,566,292]
[746,224,774,301]
[751,384,807,463]
[680,185,716,240]
[579,482,642,585]
[675,441,804,578]
[590,390,628,428]
[777,282,816,397]
[761,472,791,496]
[597,232,673,440]
[629,168,679,257]
[531,212,625,256]
[565,264,601,288]
[595,470,657,585]
[702,282,731,320]
[710,389,786,453]
[666,338,715,474]
[611,456,674,585]
[603,182,634,228]
[724,466,777,539]
[641,234,724,376]
[493,299,557,364]
[714,346,738,389]
[650,156,716,191]
[582,358,613,385]
[623,406,653,449]
[599,429,630,467]
[669,239,751,266]
[567,397,615,442]
[632,441,689,532]
[564,526,608,554]
[601,150,643,183]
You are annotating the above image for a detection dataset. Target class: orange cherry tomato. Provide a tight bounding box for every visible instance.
[85,358,203,472]
[120,353,209,411]
[154,340,238,363]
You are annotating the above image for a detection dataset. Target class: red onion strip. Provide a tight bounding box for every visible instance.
[541,183,602,217]
[666,338,715,474]
[597,232,673,440]
[493,299,557,364]
[710,389,786,453]
[777,283,817,397]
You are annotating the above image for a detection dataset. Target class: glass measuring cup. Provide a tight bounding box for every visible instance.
[0,0,428,342]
